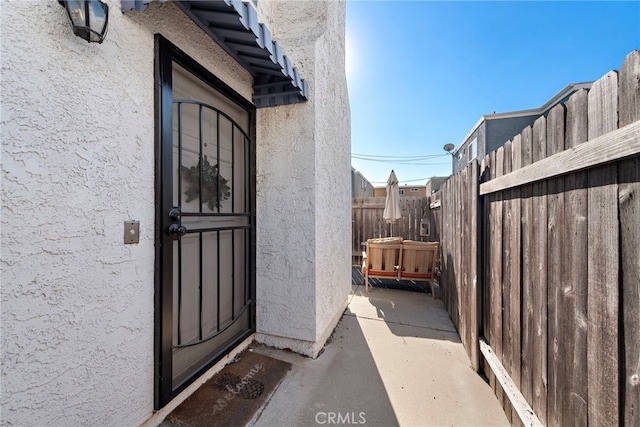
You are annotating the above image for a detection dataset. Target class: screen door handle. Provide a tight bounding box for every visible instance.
[168,224,187,239]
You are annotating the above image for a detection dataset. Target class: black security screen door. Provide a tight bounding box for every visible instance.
[155,37,256,408]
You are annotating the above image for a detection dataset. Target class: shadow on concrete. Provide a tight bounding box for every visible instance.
[342,285,508,426]
[249,311,400,426]
[349,273,460,344]
[251,282,509,427]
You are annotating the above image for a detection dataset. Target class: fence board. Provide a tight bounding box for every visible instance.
[447,178,455,321]
[460,166,469,352]
[453,171,460,328]
[441,181,450,313]
[448,177,454,313]
[519,125,534,407]
[545,103,566,427]
[501,142,513,395]
[563,88,589,426]
[490,147,500,362]
[620,157,640,427]
[455,171,462,325]
[469,160,481,372]
[440,178,455,320]
[458,170,462,319]
[619,49,640,427]
[531,115,549,424]
[587,70,620,427]
[509,134,523,426]
[489,150,500,363]
[619,50,640,127]
[480,156,493,383]
[498,146,511,414]
[498,141,520,422]
[446,179,454,317]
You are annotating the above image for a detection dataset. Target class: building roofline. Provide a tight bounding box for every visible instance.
[538,81,592,112]
[453,81,593,155]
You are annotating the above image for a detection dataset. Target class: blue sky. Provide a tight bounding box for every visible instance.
[347,1,640,186]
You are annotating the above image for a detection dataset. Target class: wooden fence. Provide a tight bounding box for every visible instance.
[352,196,437,262]
[437,50,640,426]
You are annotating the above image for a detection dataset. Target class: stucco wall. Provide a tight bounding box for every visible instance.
[0,1,251,425]
[1,0,350,424]
[255,0,351,355]
[313,0,351,341]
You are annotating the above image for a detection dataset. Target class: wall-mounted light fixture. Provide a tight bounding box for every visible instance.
[59,0,109,44]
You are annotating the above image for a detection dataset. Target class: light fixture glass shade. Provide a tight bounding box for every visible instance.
[61,0,109,43]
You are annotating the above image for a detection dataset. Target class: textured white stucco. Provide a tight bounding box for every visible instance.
[312,1,352,343]
[255,0,351,357]
[1,1,251,425]
[1,0,350,424]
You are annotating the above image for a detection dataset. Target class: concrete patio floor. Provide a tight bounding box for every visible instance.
[248,283,509,426]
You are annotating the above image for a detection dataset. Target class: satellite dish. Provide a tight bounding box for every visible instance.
[443,143,455,153]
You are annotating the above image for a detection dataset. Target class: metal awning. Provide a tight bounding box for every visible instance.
[122,0,308,108]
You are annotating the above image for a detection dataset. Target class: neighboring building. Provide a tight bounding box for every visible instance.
[452,82,593,173]
[425,177,449,194]
[401,185,427,197]
[352,168,374,197]
[375,185,427,197]
[1,1,351,425]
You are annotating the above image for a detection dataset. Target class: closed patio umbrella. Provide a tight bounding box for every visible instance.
[383,170,402,236]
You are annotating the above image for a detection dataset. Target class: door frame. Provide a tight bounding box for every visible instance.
[154,35,257,409]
